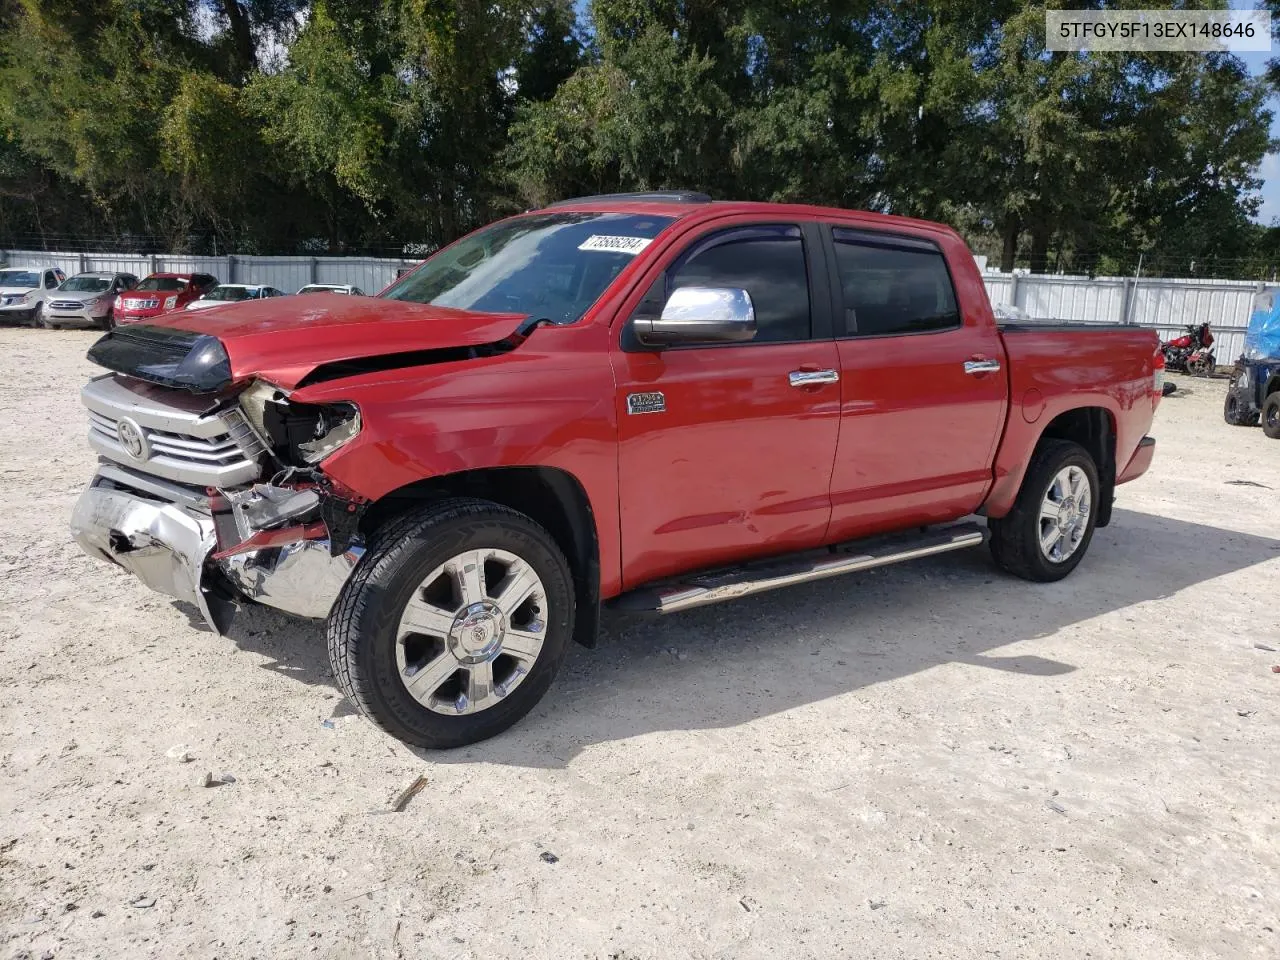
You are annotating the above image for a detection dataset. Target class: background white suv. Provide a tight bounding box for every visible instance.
[0,266,67,325]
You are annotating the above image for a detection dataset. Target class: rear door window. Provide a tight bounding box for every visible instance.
[831,229,960,337]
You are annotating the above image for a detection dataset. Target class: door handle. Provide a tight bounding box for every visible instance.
[789,369,840,387]
[963,358,1001,375]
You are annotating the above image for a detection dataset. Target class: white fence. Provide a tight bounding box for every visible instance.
[0,248,1264,362]
[0,250,421,297]
[983,272,1264,365]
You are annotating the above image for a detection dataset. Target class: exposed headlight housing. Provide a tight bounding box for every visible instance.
[238,380,361,466]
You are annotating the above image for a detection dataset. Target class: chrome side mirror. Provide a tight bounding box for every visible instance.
[633,286,757,346]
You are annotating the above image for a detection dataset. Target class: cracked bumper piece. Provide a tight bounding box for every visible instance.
[70,472,363,633]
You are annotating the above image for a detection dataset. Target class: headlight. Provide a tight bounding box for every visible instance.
[164,295,177,309]
[239,381,361,466]
[1236,368,1250,389]
[297,404,361,463]
[18,292,31,304]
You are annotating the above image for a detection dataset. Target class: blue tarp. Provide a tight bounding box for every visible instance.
[1245,290,1280,361]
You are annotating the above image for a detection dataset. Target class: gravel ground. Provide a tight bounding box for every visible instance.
[1,327,1279,960]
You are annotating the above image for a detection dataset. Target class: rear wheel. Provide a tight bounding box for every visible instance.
[327,498,575,749]
[1263,394,1280,440]
[989,439,1100,582]
[1224,391,1259,427]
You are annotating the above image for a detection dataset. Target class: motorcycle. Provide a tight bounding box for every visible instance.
[1162,321,1216,377]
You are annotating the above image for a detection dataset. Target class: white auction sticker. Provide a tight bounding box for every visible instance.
[578,235,653,255]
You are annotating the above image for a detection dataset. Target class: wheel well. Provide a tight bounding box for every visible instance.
[1266,375,1280,399]
[362,467,602,648]
[1038,407,1116,527]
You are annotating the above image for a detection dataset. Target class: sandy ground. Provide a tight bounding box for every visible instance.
[1,327,1278,960]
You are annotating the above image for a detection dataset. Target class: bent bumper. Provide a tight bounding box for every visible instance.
[1117,436,1155,485]
[70,470,363,633]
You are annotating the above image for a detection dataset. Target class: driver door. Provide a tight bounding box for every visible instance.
[610,222,841,588]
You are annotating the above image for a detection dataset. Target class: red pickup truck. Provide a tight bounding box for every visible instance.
[71,193,1162,748]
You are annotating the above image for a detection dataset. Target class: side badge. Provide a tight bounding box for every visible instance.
[627,391,666,415]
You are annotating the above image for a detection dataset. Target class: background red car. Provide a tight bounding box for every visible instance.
[114,272,218,324]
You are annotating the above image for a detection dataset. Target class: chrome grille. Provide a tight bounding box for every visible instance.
[50,299,89,311]
[124,299,160,310]
[82,375,264,488]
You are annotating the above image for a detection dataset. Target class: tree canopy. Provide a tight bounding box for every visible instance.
[0,0,1273,275]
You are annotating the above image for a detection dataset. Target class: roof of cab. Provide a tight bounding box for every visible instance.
[531,191,957,236]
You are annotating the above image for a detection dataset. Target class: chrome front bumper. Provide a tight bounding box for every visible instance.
[70,469,363,633]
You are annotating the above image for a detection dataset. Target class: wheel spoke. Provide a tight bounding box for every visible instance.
[453,551,487,606]
[403,651,460,704]
[460,660,495,713]
[503,626,544,661]
[1040,526,1062,556]
[1049,475,1066,502]
[492,560,540,618]
[399,596,456,639]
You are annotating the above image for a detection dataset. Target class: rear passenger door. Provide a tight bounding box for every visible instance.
[611,221,843,587]
[824,226,1008,542]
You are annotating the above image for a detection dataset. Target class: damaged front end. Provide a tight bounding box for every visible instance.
[71,325,373,633]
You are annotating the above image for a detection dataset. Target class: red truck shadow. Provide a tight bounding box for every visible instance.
[222,508,1280,765]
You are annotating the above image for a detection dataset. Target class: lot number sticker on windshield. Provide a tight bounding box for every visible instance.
[578,235,653,255]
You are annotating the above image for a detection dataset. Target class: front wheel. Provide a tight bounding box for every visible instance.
[1224,391,1259,427]
[1263,394,1280,440]
[989,439,1100,582]
[32,303,46,328]
[327,498,575,749]
[94,310,115,331]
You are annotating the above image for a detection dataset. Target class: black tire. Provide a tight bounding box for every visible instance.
[327,498,575,749]
[1263,394,1280,440]
[1224,391,1259,427]
[94,311,114,331]
[989,439,1100,583]
[32,303,46,328]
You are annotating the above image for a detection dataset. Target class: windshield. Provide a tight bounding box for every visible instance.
[60,276,112,293]
[204,286,255,301]
[381,212,674,323]
[135,277,185,292]
[0,270,40,288]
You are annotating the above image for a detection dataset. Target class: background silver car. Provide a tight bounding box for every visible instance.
[44,272,138,330]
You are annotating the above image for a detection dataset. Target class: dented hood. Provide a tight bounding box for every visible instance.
[88,295,525,391]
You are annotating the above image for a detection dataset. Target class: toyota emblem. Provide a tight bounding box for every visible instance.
[115,417,149,462]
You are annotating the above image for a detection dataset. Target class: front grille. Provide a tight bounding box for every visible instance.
[50,300,88,311]
[82,375,265,488]
[124,299,160,310]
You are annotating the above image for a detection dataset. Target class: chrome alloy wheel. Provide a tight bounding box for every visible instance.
[1038,465,1091,563]
[395,549,547,715]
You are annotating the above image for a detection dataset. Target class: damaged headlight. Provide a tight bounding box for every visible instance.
[297,404,361,463]
[238,380,362,466]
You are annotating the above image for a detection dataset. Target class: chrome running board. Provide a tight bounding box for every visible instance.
[609,522,986,615]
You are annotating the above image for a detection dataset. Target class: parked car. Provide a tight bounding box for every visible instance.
[1224,287,1280,436]
[71,192,1163,749]
[0,266,67,325]
[114,273,218,324]
[44,272,138,330]
[297,283,365,296]
[186,284,286,311]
